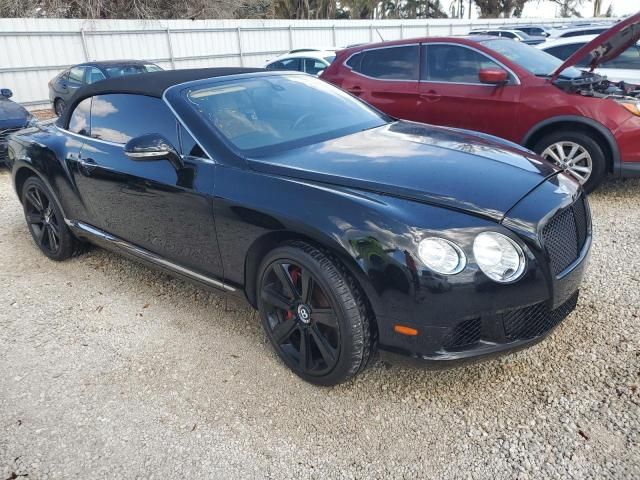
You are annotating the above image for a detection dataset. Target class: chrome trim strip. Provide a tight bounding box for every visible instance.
[125,150,170,158]
[56,126,124,147]
[66,219,235,292]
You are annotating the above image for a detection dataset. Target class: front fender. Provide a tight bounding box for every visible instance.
[213,166,519,333]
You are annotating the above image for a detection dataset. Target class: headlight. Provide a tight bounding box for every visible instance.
[417,237,466,275]
[619,101,640,117]
[473,232,526,283]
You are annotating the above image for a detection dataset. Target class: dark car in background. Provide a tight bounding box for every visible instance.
[48,60,163,116]
[468,29,546,45]
[502,25,551,38]
[8,68,590,385]
[0,88,36,167]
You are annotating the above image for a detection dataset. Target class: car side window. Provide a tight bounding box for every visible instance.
[267,59,301,71]
[304,58,327,75]
[68,97,91,136]
[178,124,207,159]
[545,43,583,61]
[501,32,516,39]
[603,44,640,69]
[89,94,179,147]
[423,44,505,84]
[346,52,362,70]
[86,67,106,85]
[359,46,419,80]
[68,67,85,84]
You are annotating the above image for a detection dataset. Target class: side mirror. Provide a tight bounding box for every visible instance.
[124,133,183,170]
[479,68,509,86]
[316,69,325,77]
[1,88,13,98]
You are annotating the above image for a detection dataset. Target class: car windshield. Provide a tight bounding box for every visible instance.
[105,64,162,77]
[324,55,336,63]
[483,39,583,78]
[184,74,388,156]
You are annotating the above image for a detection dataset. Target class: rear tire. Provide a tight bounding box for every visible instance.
[21,176,83,261]
[257,241,374,386]
[533,130,606,193]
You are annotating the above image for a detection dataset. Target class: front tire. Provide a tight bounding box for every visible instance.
[257,241,374,386]
[21,177,82,261]
[533,130,606,193]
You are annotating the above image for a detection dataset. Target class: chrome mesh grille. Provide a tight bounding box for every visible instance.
[542,195,589,275]
[503,291,579,340]
[443,318,481,350]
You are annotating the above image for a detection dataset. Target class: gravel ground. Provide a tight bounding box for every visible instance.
[1,169,639,479]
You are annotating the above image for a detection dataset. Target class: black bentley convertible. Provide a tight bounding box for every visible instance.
[7,68,591,385]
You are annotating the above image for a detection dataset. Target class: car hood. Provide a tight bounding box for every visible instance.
[551,13,640,80]
[0,98,30,128]
[247,121,557,221]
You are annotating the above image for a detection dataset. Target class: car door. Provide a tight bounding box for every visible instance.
[341,45,420,121]
[417,43,520,140]
[71,93,224,278]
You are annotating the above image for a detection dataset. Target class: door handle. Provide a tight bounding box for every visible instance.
[420,90,441,102]
[348,86,363,96]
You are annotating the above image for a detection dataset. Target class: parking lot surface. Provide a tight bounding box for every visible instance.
[1,170,639,479]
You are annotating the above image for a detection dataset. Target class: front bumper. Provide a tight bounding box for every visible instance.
[376,176,590,368]
[380,289,580,368]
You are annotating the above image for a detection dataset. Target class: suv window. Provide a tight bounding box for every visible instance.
[423,44,504,83]
[87,67,106,85]
[68,97,91,136]
[359,46,419,80]
[545,43,583,61]
[562,28,606,38]
[346,52,362,70]
[304,58,327,75]
[603,44,640,69]
[68,67,85,84]
[266,58,301,71]
[500,32,516,39]
[89,94,178,146]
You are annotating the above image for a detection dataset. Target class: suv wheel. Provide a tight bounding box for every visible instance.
[534,130,606,193]
[257,241,374,386]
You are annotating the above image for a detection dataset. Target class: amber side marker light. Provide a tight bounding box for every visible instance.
[394,325,419,336]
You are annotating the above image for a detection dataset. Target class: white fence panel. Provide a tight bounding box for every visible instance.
[0,17,599,110]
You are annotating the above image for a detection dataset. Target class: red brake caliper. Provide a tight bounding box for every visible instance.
[285,266,301,320]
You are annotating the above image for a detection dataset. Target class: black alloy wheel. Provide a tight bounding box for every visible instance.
[21,177,82,261]
[257,241,373,386]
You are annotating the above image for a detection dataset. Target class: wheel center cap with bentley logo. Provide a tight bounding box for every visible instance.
[297,304,311,324]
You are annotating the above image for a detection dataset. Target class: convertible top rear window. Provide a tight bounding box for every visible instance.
[184,74,387,156]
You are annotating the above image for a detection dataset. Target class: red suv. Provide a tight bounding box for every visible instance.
[322,13,640,192]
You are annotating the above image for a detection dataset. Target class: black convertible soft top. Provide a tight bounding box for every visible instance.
[57,67,265,128]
